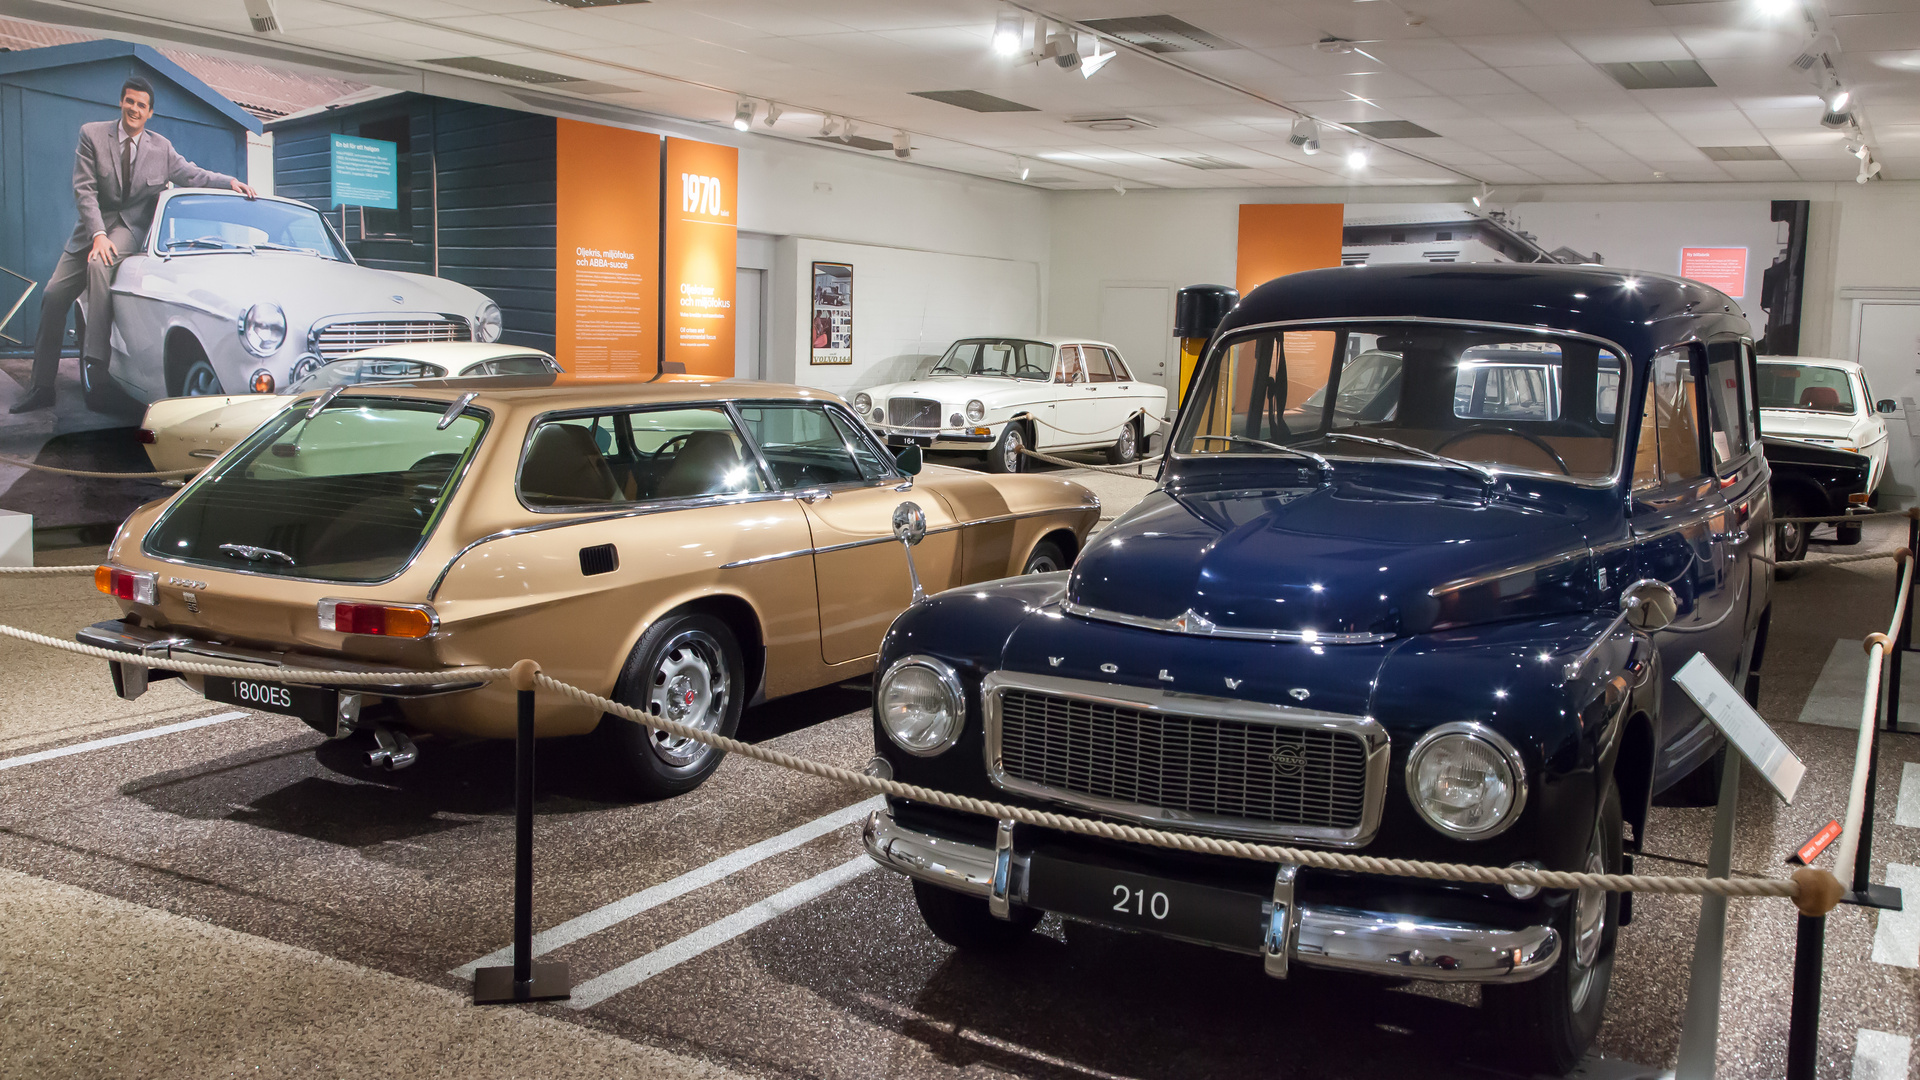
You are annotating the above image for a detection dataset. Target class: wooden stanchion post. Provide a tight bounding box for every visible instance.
[474,660,571,1004]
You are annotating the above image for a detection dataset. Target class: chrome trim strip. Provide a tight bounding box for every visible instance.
[1430,546,1591,597]
[713,507,1093,573]
[981,670,1391,847]
[864,808,1558,984]
[1060,600,1395,644]
[718,547,814,570]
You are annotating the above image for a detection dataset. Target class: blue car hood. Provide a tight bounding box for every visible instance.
[1066,477,1596,639]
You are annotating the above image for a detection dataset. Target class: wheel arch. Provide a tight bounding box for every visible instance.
[1612,709,1657,853]
[163,326,211,397]
[1033,526,1081,567]
[642,593,768,707]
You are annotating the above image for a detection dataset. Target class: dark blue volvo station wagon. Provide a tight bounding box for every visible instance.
[862,264,1772,1074]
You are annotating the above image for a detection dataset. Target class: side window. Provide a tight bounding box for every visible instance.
[1703,341,1747,470]
[1596,355,1622,426]
[1633,348,1705,491]
[520,406,763,509]
[1055,346,1084,384]
[827,408,893,481]
[1084,348,1117,383]
[737,403,868,488]
[1107,349,1133,382]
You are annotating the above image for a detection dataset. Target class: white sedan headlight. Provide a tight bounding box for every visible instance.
[877,655,964,756]
[966,399,986,424]
[238,303,286,357]
[474,302,504,343]
[854,392,872,414]
[1405,722,1525,838]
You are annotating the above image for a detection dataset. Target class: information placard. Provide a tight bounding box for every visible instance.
[810,262,851,365]
[556,119,660,380]
[662,137,737,377]
[1679,247,1748,298]
[1673,652,1804,803]
[329,134,398,210]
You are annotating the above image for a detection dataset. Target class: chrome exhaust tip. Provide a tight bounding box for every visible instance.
[365,724,418,771]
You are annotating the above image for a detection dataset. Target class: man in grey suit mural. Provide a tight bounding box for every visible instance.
[12,75,256,413]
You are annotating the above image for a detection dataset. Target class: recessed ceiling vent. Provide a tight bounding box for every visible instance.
[1344,120,1440,139]
[1162,155,1248,170]
[1599,60,1716,90]
[1699,145,1781,161]
[910,90,1038,113]
[428,57,581,84]
[1066,114,1156,131]
[1080,15,1235,52]
[544,0,649,6]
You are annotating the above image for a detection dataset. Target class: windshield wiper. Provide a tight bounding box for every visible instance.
[253,242,322,257]
[218,543,296,566]
[1191,434,1333,481]
[164,236,245,251]
[1319,432,1498,486]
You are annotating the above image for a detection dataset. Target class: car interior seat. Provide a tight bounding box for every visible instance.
[657,429,749,498]
[520,423,621,505]
[1800,386,1842,411]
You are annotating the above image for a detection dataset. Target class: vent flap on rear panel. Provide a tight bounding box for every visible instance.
[579,544,619,576]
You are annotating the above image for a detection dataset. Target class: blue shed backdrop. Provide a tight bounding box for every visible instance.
[0,40,258,353]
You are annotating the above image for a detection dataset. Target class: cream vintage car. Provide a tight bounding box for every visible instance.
[855,337,1169,473]
[84,378,1100,797]
[139,343,563,473]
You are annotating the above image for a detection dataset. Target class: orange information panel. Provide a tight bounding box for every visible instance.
[1679,247,1748,299]
[662,137,737,376]
[1235,203,1344,297]
[556,119,660,380]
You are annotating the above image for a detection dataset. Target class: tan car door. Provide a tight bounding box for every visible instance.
[735,401,961,665]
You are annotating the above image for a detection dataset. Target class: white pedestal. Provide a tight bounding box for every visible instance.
[0,509,32,566]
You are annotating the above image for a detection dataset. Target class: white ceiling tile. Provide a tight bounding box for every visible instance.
[1415,68,1525,95]
[1672,26,1801,61]
[1502,64,1623,93]
[1519,0,1668,32]
[1353,40,1489,72]
[1454,33,1587,68]
[1564,29,1693,65]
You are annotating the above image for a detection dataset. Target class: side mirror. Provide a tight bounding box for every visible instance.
[1620,578,1679,632]
[892,501,927,602]
[894,443,923,475]
[1878,399,1898,415]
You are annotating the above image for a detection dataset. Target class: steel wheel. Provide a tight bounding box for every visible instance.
[645,629,729,768]
[1106,420,1138,465]
[989,424,1025,473]
[1568,819,1608,1012]
[180,358,223,397]
[1022,539,1066,574]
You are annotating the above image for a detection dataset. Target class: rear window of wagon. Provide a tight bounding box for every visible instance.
[144,398,487,583]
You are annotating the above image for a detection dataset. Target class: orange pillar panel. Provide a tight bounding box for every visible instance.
[555,119,660,381]
[1235,203,1344,298]
[662,137,738,377]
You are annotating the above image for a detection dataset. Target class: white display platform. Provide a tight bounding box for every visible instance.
[0,509,30,566]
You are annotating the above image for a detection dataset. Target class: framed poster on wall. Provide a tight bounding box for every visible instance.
[810,262,852,365]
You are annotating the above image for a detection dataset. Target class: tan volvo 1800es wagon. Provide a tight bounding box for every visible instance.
[84,377,1100,797]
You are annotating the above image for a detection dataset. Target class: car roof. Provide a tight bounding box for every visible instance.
[334,342,558,367]
[946,335,1123,351]
[327,376,843,410]
[1756,355,1861,373]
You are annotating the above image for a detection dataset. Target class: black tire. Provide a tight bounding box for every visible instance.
[1838,520,1863,546]
[1022,539,1067,574]
[988,422,1026,474]
[911,880,1042,952]
[1484,779,1622,1076]
[1658,744,1724,807]
[593,612,745,800]
[1106,418,1140,465]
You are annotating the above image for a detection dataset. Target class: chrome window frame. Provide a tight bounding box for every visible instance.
[981,669,1391,848]
[513,400,774,514]
[729,397,906,497]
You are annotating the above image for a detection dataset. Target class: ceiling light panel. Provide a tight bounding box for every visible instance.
[426,57,582,84]
[1599,61,1718,90]
[1344,120,1442,139]
[1078,15,1236,53]
[1160,154,1250,169]
[1699,145,1783,160]
[909,90,1039,113]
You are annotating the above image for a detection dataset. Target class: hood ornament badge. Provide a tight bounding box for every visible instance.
[390,294,405,304]
[1289,688,1310,701]
[1170,608,1217,634]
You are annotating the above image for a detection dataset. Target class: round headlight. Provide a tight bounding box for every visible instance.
[877,655,964,756]
[1405,722,1525,838]
[474,302,503,343]
[966,399,986,423]
[854,392,872,413]
[238,303,286,357]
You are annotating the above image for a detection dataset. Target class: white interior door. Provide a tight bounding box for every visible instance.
[1099,285,1175,403]
[1852,299,1920,502]
[735,267,766,381]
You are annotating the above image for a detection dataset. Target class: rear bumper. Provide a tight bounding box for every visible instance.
[864,806,1560,985]
[77,619,488,699]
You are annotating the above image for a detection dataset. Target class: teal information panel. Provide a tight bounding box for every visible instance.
[330,134,398,209]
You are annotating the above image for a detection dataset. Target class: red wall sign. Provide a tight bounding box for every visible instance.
[1679,247,1748,299]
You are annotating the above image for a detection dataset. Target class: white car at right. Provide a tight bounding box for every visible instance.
[1754,356,1893,495]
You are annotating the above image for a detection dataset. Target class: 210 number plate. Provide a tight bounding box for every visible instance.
[1023,852,1268,952]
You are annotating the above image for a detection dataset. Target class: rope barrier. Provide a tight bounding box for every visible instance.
[0,453,197,480]
[1834,554,1915,885]
[1018,446,1163,474]
[1757,547,1906,570]
[0,564,99,575]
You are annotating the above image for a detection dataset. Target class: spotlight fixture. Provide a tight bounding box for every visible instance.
[1471,184,1495,208]
[1289,116,1321,155]
[992,11,1024,57]
[841,120,856,144]
[819,115,836,138]
[892,130,911,159]
[763,101,782,127]
[1825,83,1851,113]
[1858,156,1881,184]
[1112,184,1126,195]
[1347,147,1370,170]
[242,0,280,33]
[1756,0,1794,17]
[733,100,754,131]
[1013,157,1030,181]
[1821,106,1852,129]
[1048,30,1081,71]
[1081,43,1115,78]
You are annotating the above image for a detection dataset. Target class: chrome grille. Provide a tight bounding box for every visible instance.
[310,318,471,360]
[889,397,941,429]
[993,687,1371,834]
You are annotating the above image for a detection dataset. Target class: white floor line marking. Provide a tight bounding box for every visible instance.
[1870,863,1920,968]
[567,855,876,1009]
[1896,763,1920,828]
[1851,1029,1911,1080]
[0,712,246,772]
[451,795,883,979]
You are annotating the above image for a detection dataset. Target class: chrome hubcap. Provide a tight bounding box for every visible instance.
[1026,554,1059,574]
[1004,432,1022,471]
[1569,823,1607,1010]
[1779,521,1803,554]
[1118,426,1135,460]
[646,631,727,768]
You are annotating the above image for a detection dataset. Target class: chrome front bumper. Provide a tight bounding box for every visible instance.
[871,423,995,448]
[77,619,489,700]
[864,807,1560,984]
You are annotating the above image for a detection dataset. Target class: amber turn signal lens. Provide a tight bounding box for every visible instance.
[96,565,157,604]
[250,369,275,394]
[317,599,434,638]
[94,565,113,594]
[1849,492,1871,505]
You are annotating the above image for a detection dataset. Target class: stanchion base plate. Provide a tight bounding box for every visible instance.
[473,961,571,1004]
[1843,884,1904,911]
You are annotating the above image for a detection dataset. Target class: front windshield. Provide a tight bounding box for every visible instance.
[928,339,1054,380]
[291,357,448,392]
[1177,323,1625,482]
[156,194,350,261]
[1756,362,1856,414]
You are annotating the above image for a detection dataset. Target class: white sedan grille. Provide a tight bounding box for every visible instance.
[310,318,472,360]
[889,397,942,429]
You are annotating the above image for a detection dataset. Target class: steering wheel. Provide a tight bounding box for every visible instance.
[649,432,695,461]
[1432,425,1571,475]
[1015,363,1048,379]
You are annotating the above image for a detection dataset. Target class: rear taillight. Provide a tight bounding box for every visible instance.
[136,428,157,444]
[95,565,157,605]
[317,599,435,639]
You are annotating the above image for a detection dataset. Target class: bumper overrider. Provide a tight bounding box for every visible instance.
[78,618,488,736]
[864,806,1560,984]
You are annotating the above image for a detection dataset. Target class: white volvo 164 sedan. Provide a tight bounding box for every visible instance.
[1755,356,1893,495]
[854,337,1169,472]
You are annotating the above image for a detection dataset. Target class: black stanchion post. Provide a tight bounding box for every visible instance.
[1785,913,1825,1080]
[474,660,570,1004]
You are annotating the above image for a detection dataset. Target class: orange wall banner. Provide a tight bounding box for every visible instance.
[662,137,738,377]
[556,119,660,381]
[1235,203,1344,298]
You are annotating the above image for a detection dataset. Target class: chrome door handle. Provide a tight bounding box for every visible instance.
[1713,530,1747,543]
[799,490,831,504]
